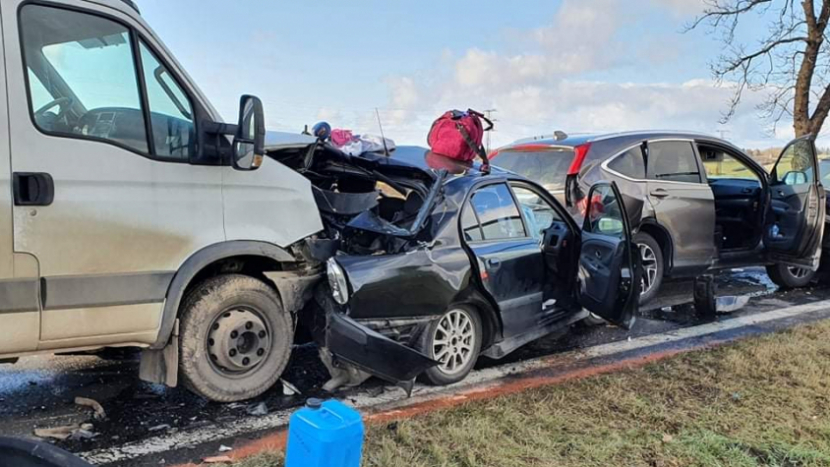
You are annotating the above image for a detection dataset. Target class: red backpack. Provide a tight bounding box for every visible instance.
[428,109,494,172]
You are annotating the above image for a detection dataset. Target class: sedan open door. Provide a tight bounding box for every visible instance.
[764,135,826,269]
[578,182,640,329]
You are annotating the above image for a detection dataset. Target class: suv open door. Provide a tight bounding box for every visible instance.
[765,135,826,269]
[578,182,640,329]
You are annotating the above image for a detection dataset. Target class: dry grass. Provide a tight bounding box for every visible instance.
[234,321,830,467]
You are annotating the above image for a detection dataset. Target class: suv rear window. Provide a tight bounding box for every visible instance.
[492,148,575,191]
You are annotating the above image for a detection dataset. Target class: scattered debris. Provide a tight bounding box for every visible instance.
[149,424,171,432]
[202,456,233,464]
[661,434,674,443]
[75,396,106,420]
[717,296,750,313]
[247,402,268,417]
[34,426,76,441]
[34,423,98,441]
[281,379,301,396]
[218,445,233,452]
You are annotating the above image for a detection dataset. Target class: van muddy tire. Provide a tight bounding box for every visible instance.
[635,232,663,306]
[416,305,482,386]
[766,264,815,289]
[178,274,293,402]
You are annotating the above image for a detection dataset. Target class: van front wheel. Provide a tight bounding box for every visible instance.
[178,275,293,402]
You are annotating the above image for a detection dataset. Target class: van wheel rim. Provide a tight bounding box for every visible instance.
[208,308,271,375]
[639,243,658,296]
[432,309,475,376]
[788,267,811,279]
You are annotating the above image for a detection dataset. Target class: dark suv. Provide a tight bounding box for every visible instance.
[492,131,826,303]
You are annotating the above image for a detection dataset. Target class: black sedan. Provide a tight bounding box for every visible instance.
[306,148,641,391]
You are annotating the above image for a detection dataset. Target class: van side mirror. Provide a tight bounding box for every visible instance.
[232,95,265,171]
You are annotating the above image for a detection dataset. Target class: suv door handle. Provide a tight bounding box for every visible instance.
[650,188,669,198]
[13,173,54,206]
[487,258,501,269]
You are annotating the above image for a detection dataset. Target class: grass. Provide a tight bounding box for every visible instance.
[233,322,830,467]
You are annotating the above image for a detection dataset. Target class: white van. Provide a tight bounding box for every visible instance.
[0,0,327,402]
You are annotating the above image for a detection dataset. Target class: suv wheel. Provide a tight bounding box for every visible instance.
[178,274,293,402]
[766,264,815,289]
[417,305,482,386]
[635,232,664,305]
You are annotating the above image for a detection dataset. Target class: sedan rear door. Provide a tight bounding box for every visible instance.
[764,135,826,268]
[577,182,640,329]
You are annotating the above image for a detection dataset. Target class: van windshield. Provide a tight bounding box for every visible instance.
[492,148,575,191]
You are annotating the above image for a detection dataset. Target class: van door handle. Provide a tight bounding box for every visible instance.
[650,188,669,198]
[13,173,54,206]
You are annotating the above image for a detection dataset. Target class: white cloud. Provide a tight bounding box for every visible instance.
[649,0,706,16]
[378,0,791,149]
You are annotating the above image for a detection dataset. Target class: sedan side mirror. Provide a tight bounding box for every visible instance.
[232,95,266,171]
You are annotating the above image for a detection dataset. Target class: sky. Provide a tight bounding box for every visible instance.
[138,0,805,149]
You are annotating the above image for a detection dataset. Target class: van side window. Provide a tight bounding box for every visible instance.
[470,184,527,240]
[608,147,646,179]
[139,41,195,159]
[647,141,702,183]
[20,5,149,153]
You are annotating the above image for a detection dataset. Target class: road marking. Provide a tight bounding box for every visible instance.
[81,298,830,465]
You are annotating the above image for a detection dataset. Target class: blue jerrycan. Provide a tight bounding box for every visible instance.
[285,399,364,467]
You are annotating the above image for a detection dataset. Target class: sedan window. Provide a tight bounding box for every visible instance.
[469,184,526,240]
[511,186,561,241]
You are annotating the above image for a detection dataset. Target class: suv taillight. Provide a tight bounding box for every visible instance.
[567,143,592,176]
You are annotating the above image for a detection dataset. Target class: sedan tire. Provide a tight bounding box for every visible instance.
[766,264,816,289]
[417,305,482,386]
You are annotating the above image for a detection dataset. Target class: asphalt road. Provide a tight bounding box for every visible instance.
[0,267,827,465]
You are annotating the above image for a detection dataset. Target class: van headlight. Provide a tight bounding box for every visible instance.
[327,258,350,305]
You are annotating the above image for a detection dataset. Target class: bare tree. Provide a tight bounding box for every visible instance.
[689,0,830,137]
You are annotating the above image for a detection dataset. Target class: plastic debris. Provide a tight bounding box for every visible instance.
[716,296,750,313]
[218,445,233,452]
[75,397,106,420]
[281,379,301,396]
[34,423,98,441]
[247,402,268,417]
[149,424,171,432]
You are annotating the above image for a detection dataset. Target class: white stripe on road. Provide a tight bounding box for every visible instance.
[80,298,830,465]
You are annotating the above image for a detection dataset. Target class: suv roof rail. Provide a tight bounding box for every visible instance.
[121,0,140,14]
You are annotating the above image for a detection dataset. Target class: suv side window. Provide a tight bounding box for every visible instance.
[139,41,195,159]
[20,5,148,153]
[469,184,526,240]
[647,141,702,183]
[608,147,646,179]
[700,146,760,181]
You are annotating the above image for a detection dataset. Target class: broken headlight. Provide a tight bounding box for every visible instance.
[327,257,350,305]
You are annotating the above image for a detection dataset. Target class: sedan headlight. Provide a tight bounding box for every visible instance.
[327,257,350,305]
